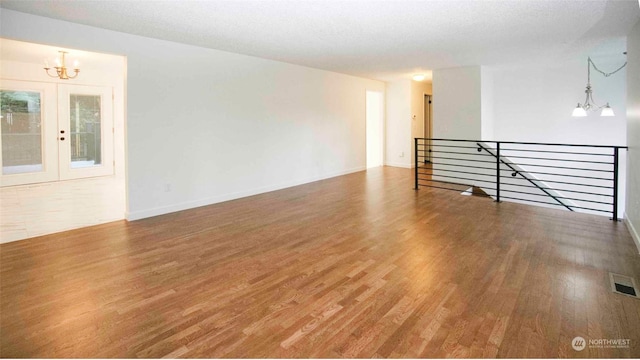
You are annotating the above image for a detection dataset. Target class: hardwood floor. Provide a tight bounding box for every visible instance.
[1,166,639,358]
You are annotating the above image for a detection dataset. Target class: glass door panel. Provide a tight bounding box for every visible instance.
[69,94,102,169]
[58,85,113,180]
[0,80,58,187]
[2,90,43,174]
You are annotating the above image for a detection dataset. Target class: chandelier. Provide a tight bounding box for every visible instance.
[43,51,79,80]
[572,56,626,117]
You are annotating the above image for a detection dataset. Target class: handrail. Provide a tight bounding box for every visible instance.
[421,138,627,149]
[414,138,628,221]
[476,142,573,211]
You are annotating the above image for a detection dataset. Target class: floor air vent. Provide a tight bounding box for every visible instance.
[609,273,639,298]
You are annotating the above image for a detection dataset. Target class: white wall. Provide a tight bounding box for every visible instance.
[410,80,432,164]
[1,10,385,220]
[489,40,627,145]
[488,39,627,217]
[385,80,412,168]
[385,79,432,168]
[626,20,640,252]
[366,90,384,168]
[429,67,483,188]
[432,66,482,140]
[432,45,627,145]
[480,67,494,141]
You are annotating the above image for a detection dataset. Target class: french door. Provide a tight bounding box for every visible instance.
[1,80,113,187]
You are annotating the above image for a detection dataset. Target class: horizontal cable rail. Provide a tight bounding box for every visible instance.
[414,138,628,220]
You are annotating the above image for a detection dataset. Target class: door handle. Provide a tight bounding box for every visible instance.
[60,137,65,141]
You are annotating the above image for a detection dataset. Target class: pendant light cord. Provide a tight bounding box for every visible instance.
[588,57,627,78]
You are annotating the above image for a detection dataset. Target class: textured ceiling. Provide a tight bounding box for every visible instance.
[1,0,638,81]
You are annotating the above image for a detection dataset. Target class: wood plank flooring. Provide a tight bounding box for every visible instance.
[1,166,640,358]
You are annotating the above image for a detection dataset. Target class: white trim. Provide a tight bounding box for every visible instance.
[385,162,413,169]
[126,166,366,221]
[623,213,640,254]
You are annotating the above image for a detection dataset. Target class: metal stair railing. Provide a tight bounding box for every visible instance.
[475,142,573,211]
[414,138,628,221]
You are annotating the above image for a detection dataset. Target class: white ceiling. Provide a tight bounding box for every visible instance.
[1,0,638,82]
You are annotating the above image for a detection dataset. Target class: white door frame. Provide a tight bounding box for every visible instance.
[366,90,384,168]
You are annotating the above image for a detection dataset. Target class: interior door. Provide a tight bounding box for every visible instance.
[0,80,58,186]
[57,84,113,180]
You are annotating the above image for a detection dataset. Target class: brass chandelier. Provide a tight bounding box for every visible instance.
[43,51,80,80]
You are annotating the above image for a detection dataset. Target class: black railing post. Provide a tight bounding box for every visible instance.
[414,138,419,190]
[495,142,501,202]
[612,146,619,221]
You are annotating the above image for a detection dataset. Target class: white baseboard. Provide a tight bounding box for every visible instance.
[385,162,413,169]
[623,213,640,254]
[126,166,366,221]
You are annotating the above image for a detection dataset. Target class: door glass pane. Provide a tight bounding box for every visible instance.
[69,94,101,168]
[1,90,43,175]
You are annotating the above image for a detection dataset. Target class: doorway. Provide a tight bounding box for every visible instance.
[366,90,383,168]
[1,81,114,186]
[0,39,126,243]
[423,94,432,163]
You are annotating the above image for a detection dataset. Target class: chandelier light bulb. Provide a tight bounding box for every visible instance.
[572,103,587,117]
[600,103,615,117]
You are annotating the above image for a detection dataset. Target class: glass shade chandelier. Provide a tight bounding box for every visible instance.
[43,51,80,80]
[572,56,626,117]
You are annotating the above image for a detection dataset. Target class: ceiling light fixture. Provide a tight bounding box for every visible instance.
[412,74,425,81]
[43,51,79,80]
[572,56,626,117]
